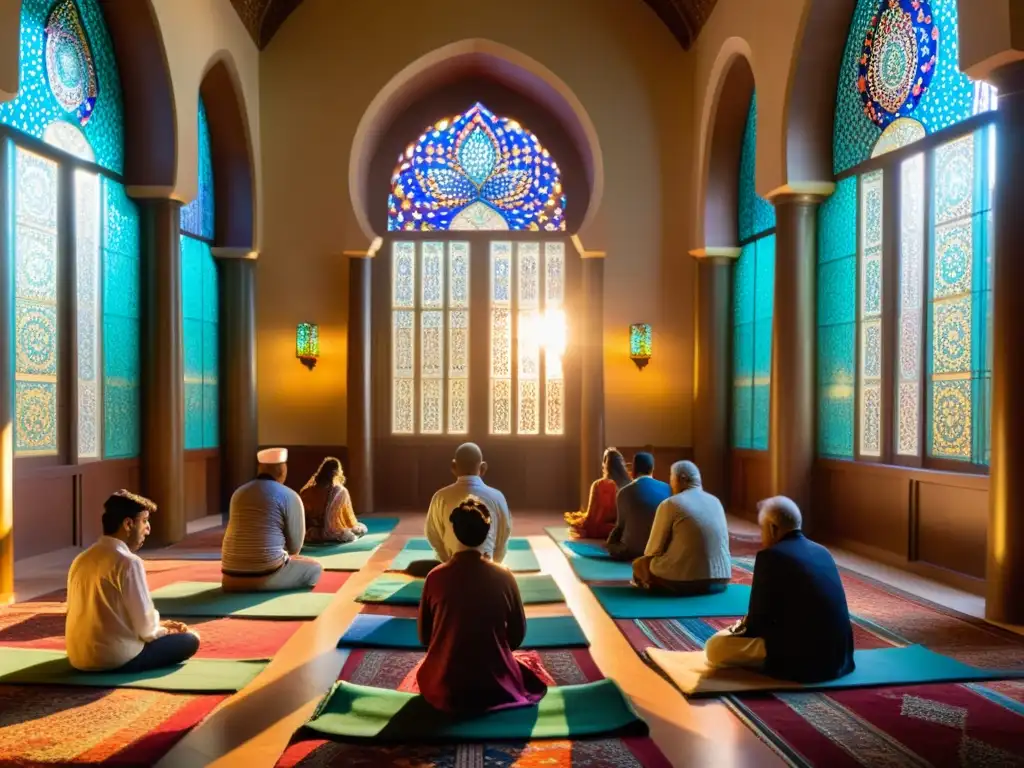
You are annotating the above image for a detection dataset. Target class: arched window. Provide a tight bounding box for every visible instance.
[387,103,567,437]
[0,0,140,459]
[817,0,997,467]
[732,95,776,451]
[180,99,219,450]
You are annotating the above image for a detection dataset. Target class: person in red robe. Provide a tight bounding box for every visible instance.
[564,447,630,539]
[416,497,548,713]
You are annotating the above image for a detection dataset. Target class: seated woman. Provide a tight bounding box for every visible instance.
[417,498,548,714]
[564,448,630,539]
[299,457,367,544]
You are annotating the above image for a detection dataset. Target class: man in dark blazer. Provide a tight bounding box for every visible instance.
[606,452,671,561]
[705,496,855,683]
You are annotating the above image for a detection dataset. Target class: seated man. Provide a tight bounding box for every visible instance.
[425,442,511,565]
[417,498,547,713]
[704,496,856,683]
[221,448,323,592]
[606,452,671,561]
[66,490,200,672]
[632,461,731,595]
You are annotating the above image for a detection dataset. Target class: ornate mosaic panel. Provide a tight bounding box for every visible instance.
[931,378,971,459]
[490,242,513,434]
[733,234,773,450]
[934,133,974,224]
[391,309,414,435]
[490,308,512,380]
[76,171,101,457]
[388,103,565,232]
[544,242,566,435]
[0,0,125,173]
[818,323,856,457]
[738,95,776,241]
[180,236,218,449]
[392,241,415,309]
[448,308,468,435]
[517,243,540,309]
[858,171,884,457]
[420,311,444,434]
[14,148,59,456]
[518,378,540,435]
[421,242,444,309]
[180,98,215,239]
[448,242,469,308]
[932,296,972,375]
[833,0,990,174]
[896,154,924,457]
[490,378,512,435]
[490,242,512,305]
[102,179,140,458]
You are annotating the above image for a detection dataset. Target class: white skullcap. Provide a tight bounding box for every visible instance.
[257,447,288,464]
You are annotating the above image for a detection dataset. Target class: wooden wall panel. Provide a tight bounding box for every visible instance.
[184,450,221,521]
[728,450,771,522]
[79,460,141,544]
[812,462,909,557]
[916,481,987,579]
[13,470,75,558]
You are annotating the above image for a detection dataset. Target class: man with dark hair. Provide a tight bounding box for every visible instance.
[66,490,200,672]
[221,448,323,592]
[416,497,547,713]
[606,452,671,561]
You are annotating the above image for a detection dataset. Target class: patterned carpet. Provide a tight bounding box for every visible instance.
[276,646,672,767]
[613,555,1024,767]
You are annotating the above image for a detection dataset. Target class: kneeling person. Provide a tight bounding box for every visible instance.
[417,498,547,713]
[222,448,323,592]
[66,491,199,672]
[704,497,855,683]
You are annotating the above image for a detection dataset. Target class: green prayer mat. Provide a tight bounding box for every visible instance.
[304,678,646,742]
[357,573,565,605]
[300,517,401,570]
[647,644,1024,698]
[338,614,588,649]
[0,648,266,692]
[592,584,752,618]
[152,581,333,618]
[388,538,540,573]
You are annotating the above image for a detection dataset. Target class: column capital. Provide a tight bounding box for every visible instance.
[125,185,186,203]
[343,237,384,259]
[765,182,835,206]
[211,247,258,261]
[689,246,741,262]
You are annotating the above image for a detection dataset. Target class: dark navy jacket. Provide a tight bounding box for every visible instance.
[744,531,856,683]
[606,476,672,559]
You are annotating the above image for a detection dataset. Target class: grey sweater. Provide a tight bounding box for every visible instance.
[221,477,305,576]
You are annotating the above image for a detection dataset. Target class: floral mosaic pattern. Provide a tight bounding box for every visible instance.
[76,171,101,457]
[732,237,774,451]
[180,98,215,240]
[738,95,775,242]
[181,236,219,450]
[858,171,884,457]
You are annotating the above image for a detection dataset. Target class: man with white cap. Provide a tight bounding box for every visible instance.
[221,448,323,591]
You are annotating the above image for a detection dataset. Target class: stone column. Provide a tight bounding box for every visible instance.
[690,248,739,499]
[0,140,14,603]
[138,198,184,547]
[987,61,1024,624]
[769,194,823,515]
[579,252,605,508]
[214,249,258,516]
[345,250,374,515]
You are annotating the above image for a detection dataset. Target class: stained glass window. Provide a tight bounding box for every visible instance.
[181,236,218,449]
[544,242,566,436]
[858,170,884,457]
[896,154,924,456]
[448,242,470,434]
[76,170,101,458]
[490,242,513,435]
[0,0,125,174]
[732,93,775,451]
[388,103,565,233]
[180,98,215,240]
[391,241,416,435]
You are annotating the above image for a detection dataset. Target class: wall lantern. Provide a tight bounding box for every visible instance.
[629,323,652,371]
[296,322,319,370]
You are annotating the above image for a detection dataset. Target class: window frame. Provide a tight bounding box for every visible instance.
[2,124,129,468]
[838,111,997,475]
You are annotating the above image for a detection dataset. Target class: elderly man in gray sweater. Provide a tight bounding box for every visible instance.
[221,448,323,592]
[632,460,731,595]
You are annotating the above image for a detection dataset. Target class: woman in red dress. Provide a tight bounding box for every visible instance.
[564,448,630,539]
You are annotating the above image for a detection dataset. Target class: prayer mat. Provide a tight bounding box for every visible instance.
[647,644,1024,697]
[303,679,646,742]
[300,516,402,570]
[0,685,225,766]
[591,584,752,618]
[338,614,588,650]
[388,537,540,573]
[0,648,265,692]
[357,573,564,606]
[151,581,334,618]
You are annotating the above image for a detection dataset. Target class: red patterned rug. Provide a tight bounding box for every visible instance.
[277,645,671,767]
[614,556,1024,766]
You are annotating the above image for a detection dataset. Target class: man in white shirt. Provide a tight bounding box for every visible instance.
[66,490,200,672]
[425,443,512,566]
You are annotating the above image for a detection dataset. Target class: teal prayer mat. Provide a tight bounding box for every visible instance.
[357,573,565,605]
[339,614,588,649]
[304,678,646,742]
[300,516,401,570]
[545,526,633,581]
[388,538,540,573]
[592,584,752,618]
[646,644,1024,697]
[0,648,266,692]
[151,581,333,618]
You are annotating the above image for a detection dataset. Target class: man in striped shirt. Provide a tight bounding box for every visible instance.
[221,448,323,592]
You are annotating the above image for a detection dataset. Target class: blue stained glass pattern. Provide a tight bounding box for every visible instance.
[733,236,774,450]
[180,98,215,239]
[388,103,565,232]
[0,0,125,173]
[834,0,988,175]
[180,235,219,449]
[738,96,776,242]
[102,179,140,458]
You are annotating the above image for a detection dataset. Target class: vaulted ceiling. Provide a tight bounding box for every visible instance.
[228,0,719,51]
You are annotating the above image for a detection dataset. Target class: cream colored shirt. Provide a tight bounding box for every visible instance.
[425,475,512,563]
[645,489,732,582]
[65,536,166,671]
